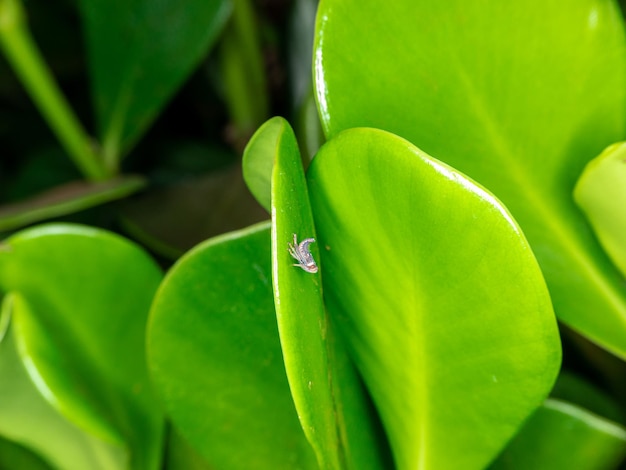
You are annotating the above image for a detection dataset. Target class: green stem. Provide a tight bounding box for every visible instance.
[0,0,108,181]
[218,0,269,151]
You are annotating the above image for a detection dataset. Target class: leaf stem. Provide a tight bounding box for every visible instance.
[218,0,269,152]
[0,0,108,181]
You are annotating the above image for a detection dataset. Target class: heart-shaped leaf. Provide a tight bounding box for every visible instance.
[314,0,626,358]
[491,399,626,469]
[307,128,561,469]
[147,222,318,470]
[78,0,232,159]
[0,224,164,470]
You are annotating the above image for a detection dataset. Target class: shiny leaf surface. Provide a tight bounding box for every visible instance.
[307,128,561,470]
[0,297,126,470]
[0,224,164,470]
[147,222,318,470]
[270,118,388,469]
[574,142,626,278]
[314,0,626,358]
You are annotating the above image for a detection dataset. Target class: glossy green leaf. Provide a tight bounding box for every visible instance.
[243,115,321,214]
[0,176,145,232]
[77,0,232,160]
[0,224,164,470]
[307,128,561,470]
[147,222,318,470]
[270,118,388,469]
[574,142,626,278]
[491,399,626,470]
[0,300,126,470]
[314,0,626,358]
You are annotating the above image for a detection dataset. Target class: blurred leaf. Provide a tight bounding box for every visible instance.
[3,147,81,202]
[560,325,626,426]
[0,176,145,232]
[307,128,561,469]
[314,0,626,358]
[551,371,625,425]
[164,427,211,470]
[491,399,626,470]
[0,0,107,180]
[574,142,626,278]
[0,436,54,470]
[269,117,389,469]
[0,296,126,470]
[0,293,9,342]
[121,163,267,258]
[0,224,164,470]
[147,222,318,469]
[294,91,325,165]
[145,141,235,186]
[77,0,232,160]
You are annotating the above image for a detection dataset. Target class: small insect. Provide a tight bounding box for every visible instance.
[288,233,318,273]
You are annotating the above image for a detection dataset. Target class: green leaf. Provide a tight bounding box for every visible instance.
[147,222,318,470]
[574,142,626,278]
[0,0,107,181]
[77,0,232,162]
[0,437,54,470]
[294,91,325,165]
[243,117,284,212]
[0,224,164,470]
[270,118,389,469]
[306,128,561,470]
[0,299,126,470]
[314,0,626,358]
[551,371,625,425]
[164,428,212,470]
[0,176,145,232]
[491,399,626,470]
